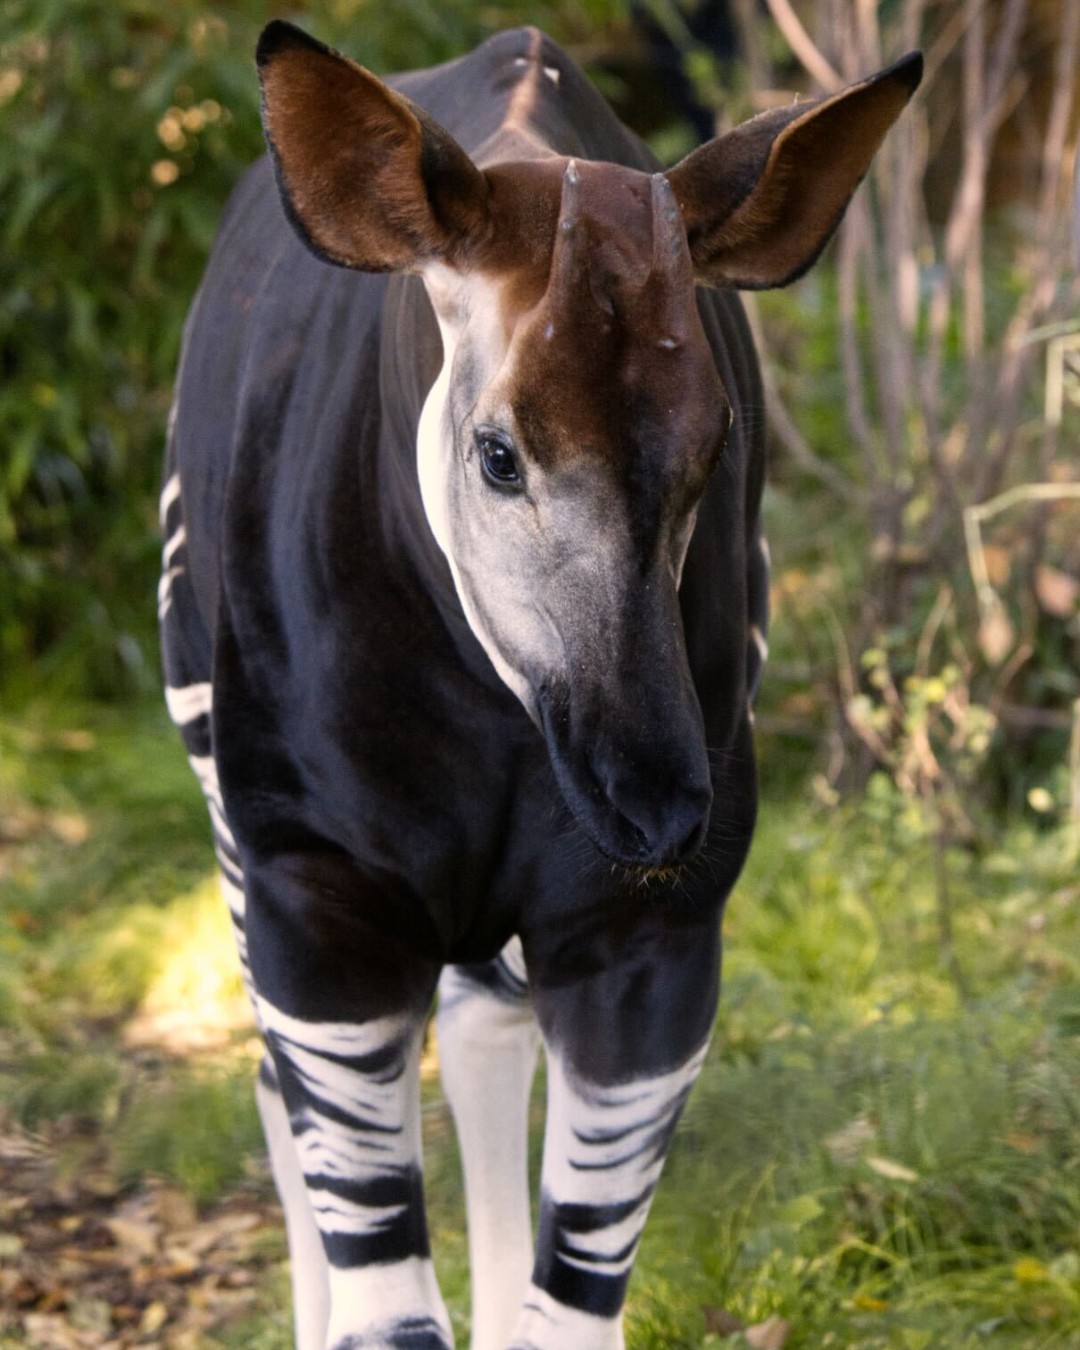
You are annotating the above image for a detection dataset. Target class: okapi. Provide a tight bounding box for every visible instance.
[161,22,920,1350]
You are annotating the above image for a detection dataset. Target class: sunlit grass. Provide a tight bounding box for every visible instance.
[1,698,1078,1346]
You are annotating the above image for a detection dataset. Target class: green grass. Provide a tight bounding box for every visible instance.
[1,698,1078,1347]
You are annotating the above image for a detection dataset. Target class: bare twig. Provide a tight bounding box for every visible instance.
[837,199,876,473]
[963,482,1080,618]
[761,0,843,90]
[916,585,954,679]
[743,297,864,503]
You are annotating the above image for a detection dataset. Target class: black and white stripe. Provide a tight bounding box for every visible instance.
[519,1041,709,1337]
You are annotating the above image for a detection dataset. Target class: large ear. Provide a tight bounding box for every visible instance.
[256,20,491,272]
[666,52,923,290]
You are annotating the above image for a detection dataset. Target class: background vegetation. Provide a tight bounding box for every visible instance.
[1,0,1077,1347]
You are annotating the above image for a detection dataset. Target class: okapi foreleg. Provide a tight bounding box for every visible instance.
[514,920,721,1348]
[256,994,451,1349]
[241,862,451,1350]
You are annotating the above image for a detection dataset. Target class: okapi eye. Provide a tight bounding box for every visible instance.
[477,432,520,487]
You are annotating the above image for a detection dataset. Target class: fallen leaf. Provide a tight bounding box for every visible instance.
[745,1315,793,1349]
[777,1193,824,1229]
[703,1305,745,1335]
[866,1155,919,1183]
[103,1216,160,1259]
[823,1116,876,1165]
[22,1312,85,1349]
[1035,565,1079,618]
[47,812,89,846]
[1013,1256,1048,1283]
[160,1246,201,1277]
[141,1300,169,1334]
[69,1295,112,1333]
[56,729,96,751]
[154,1186,197,1232]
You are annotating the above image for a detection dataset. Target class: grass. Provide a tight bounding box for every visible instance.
[1,697,1078,1348]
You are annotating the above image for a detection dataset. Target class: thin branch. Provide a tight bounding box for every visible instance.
[981,0,1030,139]
[837,203,875,466]
[963,482,1080,616]
[916,585,954,679]
[761,0,843,90]
[1035,0,1080,244]
[743,297,864,503]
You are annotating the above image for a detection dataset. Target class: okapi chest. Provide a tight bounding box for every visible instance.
[161,23,919,1350]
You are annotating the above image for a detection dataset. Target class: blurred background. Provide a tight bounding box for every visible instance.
[0,3,1078,1348]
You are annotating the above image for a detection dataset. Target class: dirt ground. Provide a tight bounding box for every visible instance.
[0,1116,285,1350]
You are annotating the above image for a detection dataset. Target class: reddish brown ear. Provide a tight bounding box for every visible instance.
[256,21,491,272]
[666,52,923,290]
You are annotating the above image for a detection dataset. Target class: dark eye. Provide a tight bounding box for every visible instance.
[477,431,521,487]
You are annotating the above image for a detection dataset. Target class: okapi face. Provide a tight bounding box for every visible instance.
[417,159,731,868]
[257,22,922,868]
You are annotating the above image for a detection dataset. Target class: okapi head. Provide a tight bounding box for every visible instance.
[257,22,921,871]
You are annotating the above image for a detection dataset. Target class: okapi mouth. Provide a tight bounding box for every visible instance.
[537,685,713,871]
[618,860,693,889]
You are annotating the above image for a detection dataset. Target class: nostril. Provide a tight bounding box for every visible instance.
[675,809,709,861]
[607,783,711,866]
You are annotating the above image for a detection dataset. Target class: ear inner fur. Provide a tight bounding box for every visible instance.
[257,20,491,272]
[667,51,923,290]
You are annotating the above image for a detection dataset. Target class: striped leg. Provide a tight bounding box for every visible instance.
[436,940,541,1350]
[255,995,452,1349]
[510,1045,708,1349]
[165,728,336,1345]
[514,920,721,1347]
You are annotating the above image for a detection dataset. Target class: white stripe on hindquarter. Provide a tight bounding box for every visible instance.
[187,753,236,854]
[164,523,186,564]
[159,471,181,525]
[165,681,212,725]
[157,566,184,620]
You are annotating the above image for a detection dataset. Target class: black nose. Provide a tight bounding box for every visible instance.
[603,773,713,867]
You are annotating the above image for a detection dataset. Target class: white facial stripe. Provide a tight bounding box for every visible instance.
[415,315,457,562]
[417,267,545,719]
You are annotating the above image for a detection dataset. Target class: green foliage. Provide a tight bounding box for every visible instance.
[114,1065,264,1202]
[0,2,265,696]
